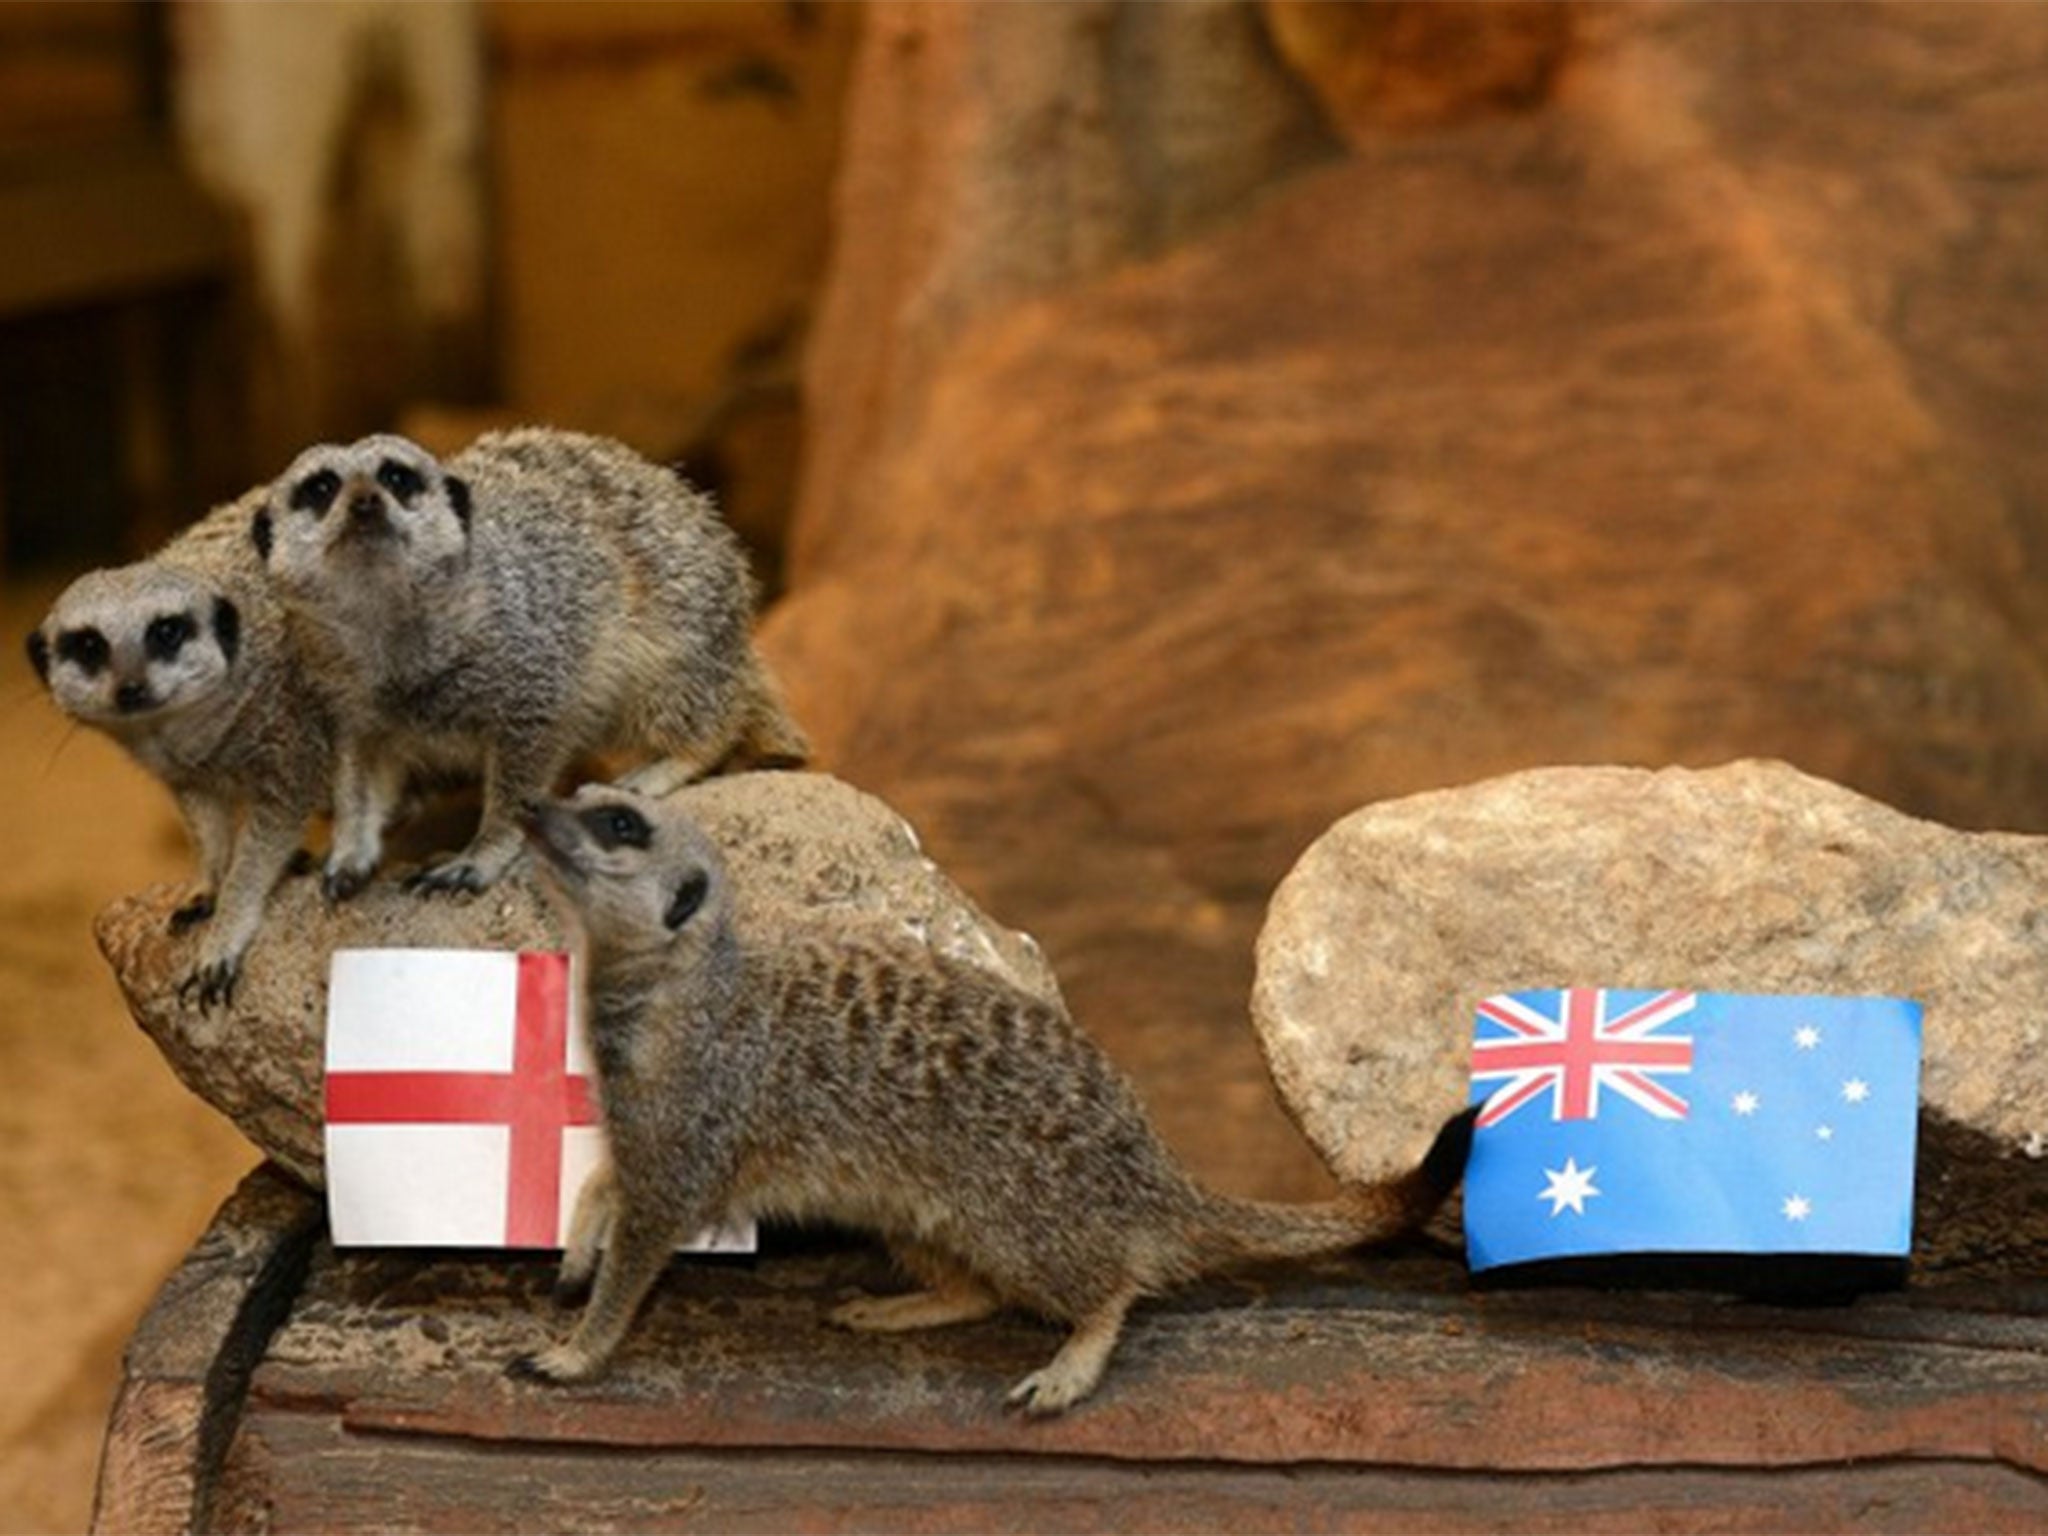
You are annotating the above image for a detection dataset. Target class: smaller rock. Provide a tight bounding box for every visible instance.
[97,773,1061,1188]
[1253,760,2045,1272]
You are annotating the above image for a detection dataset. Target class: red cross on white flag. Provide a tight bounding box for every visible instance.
[323,948,750,1253]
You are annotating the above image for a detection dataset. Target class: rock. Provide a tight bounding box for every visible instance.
[1252,760,2046,1268]
[96,773,1062,1189]
[765,2,2048,1202]
[794,0,1339,571]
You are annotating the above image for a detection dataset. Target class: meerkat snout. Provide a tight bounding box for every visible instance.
[345,486,390,531]
[260,436,471,589]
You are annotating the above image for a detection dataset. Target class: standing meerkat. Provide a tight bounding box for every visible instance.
[27,490,332,1007]
[254,428,808,902]
[511,784,1474,1415]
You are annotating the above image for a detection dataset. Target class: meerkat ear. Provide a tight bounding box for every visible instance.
[212,596,241,665]
[444,475,472,534]
[665,868,710,931]
[251,506,274,562]
[25,629,49,685]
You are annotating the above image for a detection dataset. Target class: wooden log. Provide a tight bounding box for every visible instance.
[214,1426,2048,1535]
[101,1174,2048,1533]
[240,1242,2048,1481]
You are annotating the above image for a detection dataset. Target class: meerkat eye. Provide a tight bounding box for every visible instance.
[377,460,428,505]
[289,469,342,515]
[581,804,652,850]
[55,626,109,674]
[144,612,196,661]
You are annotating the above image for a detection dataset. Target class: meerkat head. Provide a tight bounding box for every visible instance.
[255,434,472,600]
[28,562,242,731]
[525,785,729,964]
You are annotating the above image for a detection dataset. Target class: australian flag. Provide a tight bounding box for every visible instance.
[1464,989,1922,1282]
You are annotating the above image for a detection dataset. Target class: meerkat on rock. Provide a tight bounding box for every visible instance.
[255,428,807,901]
[511,784,1474,1416]
[28,490,333,1007]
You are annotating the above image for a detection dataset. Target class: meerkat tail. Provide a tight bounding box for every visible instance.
[1193,1106,1477,1267]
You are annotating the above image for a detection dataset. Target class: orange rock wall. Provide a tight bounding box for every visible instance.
[764,1,2048,1199]
[488,2,857,448]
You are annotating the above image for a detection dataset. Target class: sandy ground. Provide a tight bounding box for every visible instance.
[0,577,256,1534]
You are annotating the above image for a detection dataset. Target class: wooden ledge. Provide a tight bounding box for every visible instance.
[97,1166,2048,1533]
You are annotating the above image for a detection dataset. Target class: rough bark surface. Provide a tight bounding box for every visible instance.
[198,1224,2048,1531]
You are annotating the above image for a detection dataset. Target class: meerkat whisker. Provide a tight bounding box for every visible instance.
[38,719,82,777]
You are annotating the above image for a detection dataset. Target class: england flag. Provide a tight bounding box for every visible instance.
[324,948,752,1253]
[1464,988,1921,1273]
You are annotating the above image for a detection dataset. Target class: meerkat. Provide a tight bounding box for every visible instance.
[509,785,1475,1415]
[27,490,333,1007]
[253,428,807,902]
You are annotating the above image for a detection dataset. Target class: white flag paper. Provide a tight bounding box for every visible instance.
[324,948,753,1253]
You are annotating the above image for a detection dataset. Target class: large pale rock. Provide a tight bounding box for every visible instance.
[765,2,2048,1202]
[1253,760,2045,1263]
[96,773,1060,1189]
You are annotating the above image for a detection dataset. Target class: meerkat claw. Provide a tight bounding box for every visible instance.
[168,893,216,934]
[505,1344,594,1385]
[180,959,240,1012]
[404,861,489,897]
[1005,1371,1069,1417]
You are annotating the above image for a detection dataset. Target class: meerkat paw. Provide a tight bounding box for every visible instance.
[615,756,706,799]
[167,892,216,935]
[176,954,241,1012]
[403,859,491,897]
[322,859,374,905]
[1005,1357,1104,1418]
[829,1288,1000,1333]
[1005,1292,1131,1417]
[505,1341,601,1385]
[406,838,522,898]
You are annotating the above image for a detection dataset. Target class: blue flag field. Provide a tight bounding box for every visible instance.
[1464,989,1922,1273]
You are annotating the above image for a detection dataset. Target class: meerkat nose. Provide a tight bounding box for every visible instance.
[115,680,152,713]
[347,491,385,525]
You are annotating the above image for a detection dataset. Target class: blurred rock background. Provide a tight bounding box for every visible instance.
[5,2,2048,1527]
